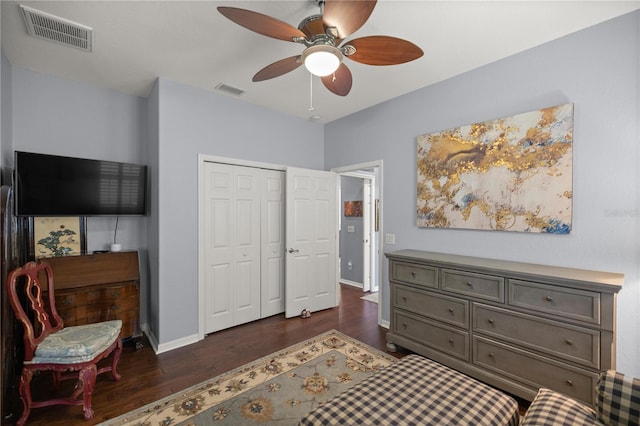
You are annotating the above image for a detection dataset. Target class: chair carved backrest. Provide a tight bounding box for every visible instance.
[6,261,64,361]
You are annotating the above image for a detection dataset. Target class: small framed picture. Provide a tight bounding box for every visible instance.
[344,201,363,217]
[32,217,86,260]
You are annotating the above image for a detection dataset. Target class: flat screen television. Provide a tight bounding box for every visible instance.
[14,151,147,216]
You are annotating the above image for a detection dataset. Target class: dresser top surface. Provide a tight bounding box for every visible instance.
[386,250,623,289]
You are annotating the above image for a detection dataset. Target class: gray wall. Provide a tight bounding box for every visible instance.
[1,67,325,347]
[325,11,640,376]
[340,176,364,284]
[153,77,324,345]
[7,67,150,324]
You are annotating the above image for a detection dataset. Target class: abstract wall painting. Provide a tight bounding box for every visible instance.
[417,103,573,233]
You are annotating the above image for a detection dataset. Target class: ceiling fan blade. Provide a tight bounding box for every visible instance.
[253,56,303,82]
[321,63,353,96]
[218,7,306,42]
[345,36,424,65]
[323,0,377,39]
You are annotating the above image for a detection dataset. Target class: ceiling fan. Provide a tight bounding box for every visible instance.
[217,0,424,96]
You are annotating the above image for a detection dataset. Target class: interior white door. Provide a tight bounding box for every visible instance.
[362,180,372,292]
[261,170,285,317]
[203,162,261,334]
[285,167,338,318]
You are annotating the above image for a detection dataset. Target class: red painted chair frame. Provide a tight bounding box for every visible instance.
[6,261,122,425]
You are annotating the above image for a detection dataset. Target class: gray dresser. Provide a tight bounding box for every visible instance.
[385,250,623,404]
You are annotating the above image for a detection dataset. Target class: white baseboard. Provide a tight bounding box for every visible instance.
[380,319,390,329]
[141,324,159,353]
[340,279,363,288]
[141,324,199,354]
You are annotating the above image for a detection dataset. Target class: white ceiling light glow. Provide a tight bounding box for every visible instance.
[302,45,342,77]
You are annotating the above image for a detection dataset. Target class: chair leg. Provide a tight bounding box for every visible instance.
[111,338,123,381]
[78,364,97,420]
[16,369,34,426]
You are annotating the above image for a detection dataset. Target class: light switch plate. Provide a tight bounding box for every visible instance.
[385,233,396,244]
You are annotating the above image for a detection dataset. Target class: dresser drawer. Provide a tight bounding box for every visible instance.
[391,261,438,289]
[508,280,600,324]
[56,304,101,325]
[394,311,469,360]
[442,269,505,302]
[395,284,468,328]
[473,337,598,404]
[473,304,600,368]
[55,293,78,309]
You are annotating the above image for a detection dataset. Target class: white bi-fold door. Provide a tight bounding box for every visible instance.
[201,161,337,335]
[202,163,285,334]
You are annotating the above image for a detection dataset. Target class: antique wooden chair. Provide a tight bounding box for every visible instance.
[6,261,123,425]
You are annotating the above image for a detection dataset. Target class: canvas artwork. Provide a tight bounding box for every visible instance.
[33,217,84,259]
[416,103,573,233]
[344,201,363,217]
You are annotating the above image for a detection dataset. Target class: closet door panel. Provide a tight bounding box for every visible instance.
[203,163,235,333]
[233,166,261,325]
[261,170,286,317]
[203,163,261,333]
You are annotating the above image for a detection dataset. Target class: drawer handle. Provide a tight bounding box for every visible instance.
[402,323,408,329]
[402,296,408,302]
[545,296,553,302]
[448,338,454,344]
[488,352,495,358]
[488,318,495,324]
[566,379,573,387]
[565,339,574,346]
[448,308,454,313]
[411,272,416,278]
[466,281,473,287]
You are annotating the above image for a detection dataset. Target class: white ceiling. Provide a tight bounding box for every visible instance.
[2,1,638,123]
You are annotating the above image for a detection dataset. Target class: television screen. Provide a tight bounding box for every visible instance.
[14,151,147,216]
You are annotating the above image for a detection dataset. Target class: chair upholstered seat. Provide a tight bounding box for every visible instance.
[28,320,122,364]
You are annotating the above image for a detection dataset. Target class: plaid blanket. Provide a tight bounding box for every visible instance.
[299,354,519,425]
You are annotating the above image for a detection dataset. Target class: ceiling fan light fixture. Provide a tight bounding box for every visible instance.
[302,45,342,77]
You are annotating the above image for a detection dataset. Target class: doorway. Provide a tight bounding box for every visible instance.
[332,161,383,326]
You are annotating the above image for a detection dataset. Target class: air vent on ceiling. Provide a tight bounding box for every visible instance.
[20,5,93,52]
[215,83,246,97]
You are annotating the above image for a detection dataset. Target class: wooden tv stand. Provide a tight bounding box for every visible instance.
[386,250,623,405]
[40,251,141,340]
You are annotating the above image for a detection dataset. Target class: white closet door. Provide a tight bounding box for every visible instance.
[261,170,285,317]
[203,162,261,334]
[285,167,338,318]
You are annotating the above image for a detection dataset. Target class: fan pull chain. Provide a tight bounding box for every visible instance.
[308,72,314,111]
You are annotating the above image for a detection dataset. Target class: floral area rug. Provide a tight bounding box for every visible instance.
[100,330,397,425]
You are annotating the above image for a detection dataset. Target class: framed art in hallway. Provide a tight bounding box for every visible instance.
[344,200,363,217]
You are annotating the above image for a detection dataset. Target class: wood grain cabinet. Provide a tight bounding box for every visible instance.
[39,251,140,339]
[386,250,623,405]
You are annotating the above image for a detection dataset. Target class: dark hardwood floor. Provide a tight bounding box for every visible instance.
[19,284,404,425]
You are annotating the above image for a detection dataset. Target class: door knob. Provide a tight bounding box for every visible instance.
[288,248,299,254]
